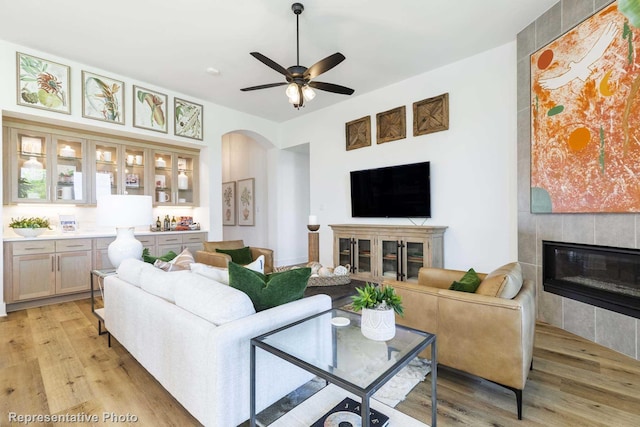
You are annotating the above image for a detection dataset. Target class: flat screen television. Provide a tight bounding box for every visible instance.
[350,161,431,218]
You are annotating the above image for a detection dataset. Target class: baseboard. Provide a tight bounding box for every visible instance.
[0,302,6,317]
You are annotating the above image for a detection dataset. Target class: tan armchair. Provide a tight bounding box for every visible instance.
[383,262,535,420]
[194,240,274,273]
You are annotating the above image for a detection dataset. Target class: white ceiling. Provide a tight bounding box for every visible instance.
[0,0,557,123]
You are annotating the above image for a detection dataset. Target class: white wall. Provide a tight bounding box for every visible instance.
[280,42,519,272]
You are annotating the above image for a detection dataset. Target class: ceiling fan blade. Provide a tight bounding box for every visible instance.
[240,82,287,92]
[304,53,346,79]
[308,81,354,95]
[250,52,291,77]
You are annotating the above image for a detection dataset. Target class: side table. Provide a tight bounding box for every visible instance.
[90,268,116,341]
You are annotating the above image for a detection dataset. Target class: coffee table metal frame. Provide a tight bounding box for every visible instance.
[250,308,437,426]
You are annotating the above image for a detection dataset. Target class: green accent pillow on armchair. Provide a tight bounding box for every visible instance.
[228,262,311,311]
[216,246,254,264]
[449,268,482,293]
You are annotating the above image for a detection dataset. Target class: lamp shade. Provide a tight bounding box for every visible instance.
[96,195,153,228]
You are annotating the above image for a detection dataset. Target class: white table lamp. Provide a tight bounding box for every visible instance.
[97,195,153,268]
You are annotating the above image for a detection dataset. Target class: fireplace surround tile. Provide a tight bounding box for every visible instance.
[564,298,595,341]
[536,215,562,264]
[561,0,595,32]
[516,21,535,61]
[535,2,562,48]
[594,215,636,249]
[518,212,536,265]
[595,308,636,359]
[561,215,595,245]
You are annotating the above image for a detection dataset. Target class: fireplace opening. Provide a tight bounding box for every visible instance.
[542,241,640,319]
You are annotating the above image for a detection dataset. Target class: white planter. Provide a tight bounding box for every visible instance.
[361,307,396,341]
[12,228,47,238]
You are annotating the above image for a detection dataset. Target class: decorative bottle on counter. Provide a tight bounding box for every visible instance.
[170,216,176,230]
[156,216,162,230]
[164,215,170,231]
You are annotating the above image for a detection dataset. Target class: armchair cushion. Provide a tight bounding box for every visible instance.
[228,262,310,311]
[476,262,523,299]
[448,268,482,293]
[216,246,253,264]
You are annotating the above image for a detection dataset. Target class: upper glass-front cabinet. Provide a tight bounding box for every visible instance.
[152,151,197,206]
[123,146,147,196]
[92,141,120,202]
[9,128,88,204]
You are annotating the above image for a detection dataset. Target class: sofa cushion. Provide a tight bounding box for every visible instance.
[140,268,192,303]
[475,262,523,299]
[116,258,157,287]
[216,246,253,264]
[171,248,195,268]
[228,262,311,311]
[190,255,265,284]
[448,268,482,293]
[174,273,256,325]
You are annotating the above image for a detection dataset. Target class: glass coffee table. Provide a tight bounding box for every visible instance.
[250,308,437,426]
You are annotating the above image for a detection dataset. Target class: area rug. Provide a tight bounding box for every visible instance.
[253,358,431,426]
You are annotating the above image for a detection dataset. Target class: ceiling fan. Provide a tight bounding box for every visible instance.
[240,2,354,109]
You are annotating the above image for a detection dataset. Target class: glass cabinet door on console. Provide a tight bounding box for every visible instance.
[53,135,87,203]
[334,234,374,280]
[380,237,401,280]
[405,240,427,282]
[92,141,120,202]
[378,236,427,283]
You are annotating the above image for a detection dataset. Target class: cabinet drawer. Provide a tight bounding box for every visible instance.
[157,234,182,245]
[137,235,156,246]
[12,240,56,255]
[56,239,92,252]
[182,233,205,244]
[95,237,115,249]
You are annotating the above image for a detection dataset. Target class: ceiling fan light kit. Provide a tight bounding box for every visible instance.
[240,2,354,109]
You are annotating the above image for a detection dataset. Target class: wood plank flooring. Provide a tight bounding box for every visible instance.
[1,299,639,426]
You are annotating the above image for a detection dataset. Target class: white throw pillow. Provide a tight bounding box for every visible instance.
[116,258,156,287]
[190,263,230,285]
[174,273,256,325]
[245,254,265,273]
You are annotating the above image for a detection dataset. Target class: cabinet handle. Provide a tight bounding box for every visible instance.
[52,257,55,272]
[25,247,47,251]
[65,244,85,248]
[57,255,61,271]
[165,238,179,242]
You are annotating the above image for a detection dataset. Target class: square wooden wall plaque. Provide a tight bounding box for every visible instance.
[345,116,371,151]
[413,93,449,136]
[376,106,406,144]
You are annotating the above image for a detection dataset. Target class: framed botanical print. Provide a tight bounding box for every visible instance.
[237,178,255,226]
[175,98,203,140]
[133,85,168,133]
[82,71,124,124]
[222,181,236,226]
[17,52,71,114]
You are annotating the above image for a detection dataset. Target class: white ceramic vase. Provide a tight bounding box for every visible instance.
[360,307,396,341]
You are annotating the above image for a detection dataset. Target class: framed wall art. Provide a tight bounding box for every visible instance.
[413,93,449,136]
[175,98,203,140]
[530,3,640,213]
[82,71,124,124]
[237,178,255,226]
[133,85,168,133]
[17,52,70,114]
[222,181,236,226]
[376,106,406,144]
[345,116,371,151]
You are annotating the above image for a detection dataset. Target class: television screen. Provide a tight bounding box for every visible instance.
[350,161,431,218]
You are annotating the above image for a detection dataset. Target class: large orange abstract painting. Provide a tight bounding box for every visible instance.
[531,2,640,213]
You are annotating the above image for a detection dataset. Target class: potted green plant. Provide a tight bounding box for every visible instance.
[351,282,404,341]
[9,216,51,238]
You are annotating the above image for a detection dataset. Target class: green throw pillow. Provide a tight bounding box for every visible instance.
[142,249,177,264]
[228,262,311,311]
[216,246,254,265]
[449,268,482,293]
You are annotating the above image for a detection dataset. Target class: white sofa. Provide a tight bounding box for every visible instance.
[104,259,332,427]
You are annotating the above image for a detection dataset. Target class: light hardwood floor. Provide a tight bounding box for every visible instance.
[1,299,639,426]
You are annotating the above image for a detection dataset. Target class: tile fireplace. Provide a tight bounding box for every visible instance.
[542,241,640,319]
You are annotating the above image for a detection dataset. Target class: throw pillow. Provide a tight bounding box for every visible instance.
[476,262,523,299]
[216,246,254,264]
[228,262,311,312]
[142,248,177,264]
[190,263,230,284]
[449,268,482,293]
[245,254,265,274]
[170,248,194,269]
[154,259,188,272]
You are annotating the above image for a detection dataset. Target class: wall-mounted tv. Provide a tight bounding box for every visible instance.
[350,161,431,218]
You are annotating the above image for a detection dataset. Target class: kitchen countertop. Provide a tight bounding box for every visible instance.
[3,229,208,242]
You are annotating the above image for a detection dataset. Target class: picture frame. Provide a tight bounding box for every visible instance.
[125,173,140,188]
[222,181,236,226]
[82,71,125,125]
[133,85,168,133]
[59,215,78,233]
[155,174,166,189]
[376,106,406,144]
[17,52,71,114]
[237,178,255,226]
[174,98,203,140]
[345,116,371,151]
[20,136,42,155]
[413,93,449,136]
